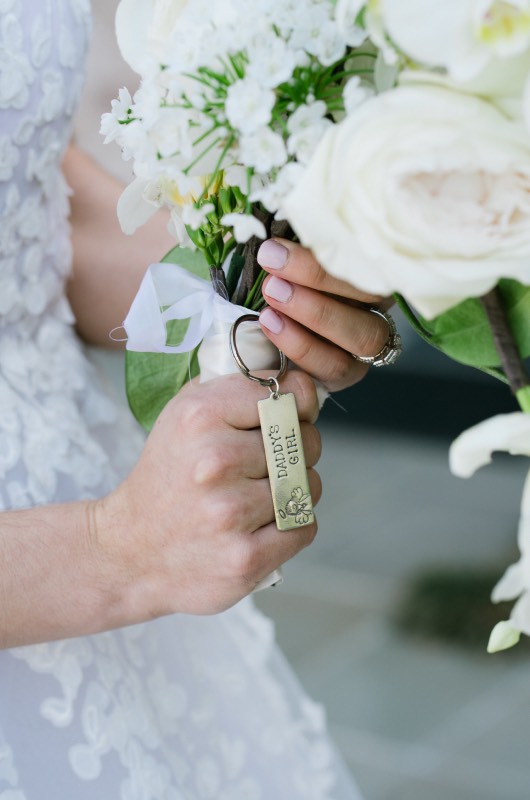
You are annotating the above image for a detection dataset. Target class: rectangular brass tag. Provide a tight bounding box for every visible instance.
[258,392,314,531]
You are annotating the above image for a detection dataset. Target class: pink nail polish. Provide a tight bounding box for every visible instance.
[260,307,284,334]
[264,275,293,303]
[257,239,288,270]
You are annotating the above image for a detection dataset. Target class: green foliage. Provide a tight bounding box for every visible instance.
[125,246,209,431]
[398,280,530,380]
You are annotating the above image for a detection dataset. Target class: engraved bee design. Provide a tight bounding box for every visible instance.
[279,487,313,526]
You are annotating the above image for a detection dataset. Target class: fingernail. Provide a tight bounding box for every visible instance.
[260,307,284,334]
[264,276,293,303]
[257,239,288,270]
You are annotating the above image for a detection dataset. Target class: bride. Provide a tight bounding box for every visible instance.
[0,1,389,797]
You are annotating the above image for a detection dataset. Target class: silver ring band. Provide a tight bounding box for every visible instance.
[351,308,402,368]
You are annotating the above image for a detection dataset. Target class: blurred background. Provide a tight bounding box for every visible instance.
[76,4,530,798]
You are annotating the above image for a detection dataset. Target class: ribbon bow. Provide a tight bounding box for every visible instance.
[123,262,248,354]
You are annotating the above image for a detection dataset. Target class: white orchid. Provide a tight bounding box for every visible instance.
[116,0,190,73]
[450,413,530,652]
[380,0,530,81]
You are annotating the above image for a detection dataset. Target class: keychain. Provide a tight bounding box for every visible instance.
[230,314,314,532]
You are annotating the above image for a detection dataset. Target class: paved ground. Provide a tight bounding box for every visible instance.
[256,422,530,800]
[79,7,530,798]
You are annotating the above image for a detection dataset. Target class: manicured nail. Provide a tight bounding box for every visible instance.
[260,307,284,334]
[264,276,293,303]
[257,239,288,270]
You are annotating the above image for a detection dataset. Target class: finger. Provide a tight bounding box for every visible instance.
[193,422,321,484]
[260,309,368,391]
[257,238,387,305]
[249,468,322,574]
[179,370,320,432]
[262,276,390,360]
[225,468,322,585]
[213,465,320,539]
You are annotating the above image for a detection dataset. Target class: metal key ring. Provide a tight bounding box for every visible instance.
[229,314,287,390]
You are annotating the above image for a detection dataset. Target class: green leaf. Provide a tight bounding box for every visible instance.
[418,280,530,370]
[125,247,209,431]
[161,245,210,279]
[420,298,500,368]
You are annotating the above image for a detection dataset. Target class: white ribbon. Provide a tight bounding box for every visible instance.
[124,262,250,354]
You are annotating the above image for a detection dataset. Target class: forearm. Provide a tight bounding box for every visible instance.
[63,145,174,347]
[0,499,131,648]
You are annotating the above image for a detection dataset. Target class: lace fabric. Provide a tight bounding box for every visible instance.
[0,2,361,797]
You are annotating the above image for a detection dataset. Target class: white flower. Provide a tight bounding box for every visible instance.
[488,620,521,652]
[282,82,530,319]
[100,87,133,144]
[286,101,332,164]
[380,0,530,81]
[225,77,276,135]
[239,128,287,173]
[221,213,267,243]
[342,76,373,114]
[246,36,297,88]
[117,177,160,234]
[450,412,530,651]
[287,101,328,135]
[252,162,304,215]
[449,412,530,477]
[181,202,214,229]
[290,8,346,66]
[335,0,367,47]
[116,0,190,73]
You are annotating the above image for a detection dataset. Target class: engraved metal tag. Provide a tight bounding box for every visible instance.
[258,392,314,531]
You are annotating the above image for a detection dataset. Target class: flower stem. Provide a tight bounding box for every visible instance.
[480,287,530,397]
[516,386,530,413]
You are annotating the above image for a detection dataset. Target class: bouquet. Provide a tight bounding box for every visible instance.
[103,0,530,650]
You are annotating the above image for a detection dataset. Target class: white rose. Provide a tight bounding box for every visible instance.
[282,82,530,318]
[116,0,189,73]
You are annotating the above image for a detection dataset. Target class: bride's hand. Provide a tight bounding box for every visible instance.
[258,238,394,392]
[96,371,321,620]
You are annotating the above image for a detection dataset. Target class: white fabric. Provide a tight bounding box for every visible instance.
[0,2,361,798]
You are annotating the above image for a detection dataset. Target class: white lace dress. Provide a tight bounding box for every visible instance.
[0,2,362,798]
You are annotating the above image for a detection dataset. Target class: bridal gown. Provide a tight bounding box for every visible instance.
[0,2,362,798]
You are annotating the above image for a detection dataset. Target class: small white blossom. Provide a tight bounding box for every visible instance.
[251,162,304,213]
[287,101,327,135]
[246,36,297,88]
[287,103,331,164]
[181,202,214,229]
[225,77,276,135]
[221,212,267,243]
[100,87,133,144]
[335,0,367,47]
[287,121,332,165]
[239,128,287,173]
[343,76,373,114]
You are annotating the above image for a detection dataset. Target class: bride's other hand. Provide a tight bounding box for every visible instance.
[97,370,321,621]
[258,238,393,393]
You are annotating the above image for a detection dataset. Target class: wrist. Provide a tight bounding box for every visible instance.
[90,488,173,630]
